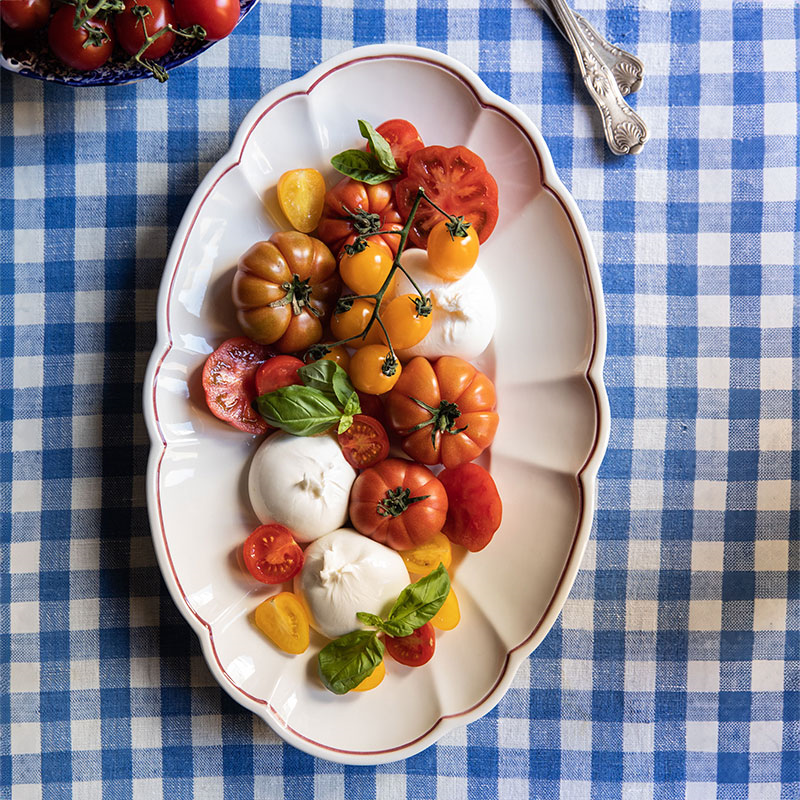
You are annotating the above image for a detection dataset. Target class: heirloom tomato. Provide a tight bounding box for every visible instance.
[438,462,503,552]
[232,231,339,353]
[384,356,498,468]
[395,145,499,248]
[349,458,448,550]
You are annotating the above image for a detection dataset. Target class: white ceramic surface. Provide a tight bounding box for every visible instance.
[144,44,609,764]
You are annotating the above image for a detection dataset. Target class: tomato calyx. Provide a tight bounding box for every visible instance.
[381,351,399,378]
[408,397,468,450]
[377,486,431,518]
[344,206,382,237]
[445,215,472,239]
[268,274,322,317]
[412,295,433,317]
[305,342,331,361]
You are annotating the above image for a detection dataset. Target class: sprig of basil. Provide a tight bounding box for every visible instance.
[317,629,385,695]
[330,120,401,185]
[297,359,357,407]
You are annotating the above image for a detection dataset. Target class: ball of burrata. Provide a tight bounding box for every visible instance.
[248,431,356,543]
[294,529,409,639]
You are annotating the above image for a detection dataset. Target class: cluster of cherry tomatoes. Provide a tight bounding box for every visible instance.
[1,0,239,75]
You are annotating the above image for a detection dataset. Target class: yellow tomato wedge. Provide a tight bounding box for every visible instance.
[254,591,310,655]
[400,531,452,576]
[277,168,326,233]
[352,658,385,692]
[430,587,460,631]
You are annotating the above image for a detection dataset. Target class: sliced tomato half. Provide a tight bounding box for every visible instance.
[385,621,436,667]
[242,524,304,584]
[337,415,390,469]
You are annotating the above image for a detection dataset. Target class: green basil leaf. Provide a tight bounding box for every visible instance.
[337,414,353,435]
[256,385,341,436]
[331,150,396,185]
[297,359,338,400]
[355,612,384,628]
[385,563,450,636]
[332,371,358,409]
[317,629,385,695]
[342,390,361,417]
[358,119,400,175]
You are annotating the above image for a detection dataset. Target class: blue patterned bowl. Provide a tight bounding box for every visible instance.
[0,0,258,86]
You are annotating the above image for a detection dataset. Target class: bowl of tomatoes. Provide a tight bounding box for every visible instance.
[0,0,258,85]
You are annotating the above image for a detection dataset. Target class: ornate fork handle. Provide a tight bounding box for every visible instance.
[547,0,648,155]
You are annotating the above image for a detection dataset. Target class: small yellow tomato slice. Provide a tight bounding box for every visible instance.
[400,531,452,576]
[351,658,386,692]
[277,168,326,233]
[340,240,397,296]
[254,591,310,655]
[349,344,402,395]
[430,587,460,631]
[427,218,480,281]
[377,293,434,350]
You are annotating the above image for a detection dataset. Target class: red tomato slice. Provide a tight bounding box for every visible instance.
[255,355,304,397]
[337,415,390,469]
[385,622,436,667]
[201,337,273,434]
[242,524,304,584]
[371,119,425,174]
[395,145,499,248]
[438,462,502,552]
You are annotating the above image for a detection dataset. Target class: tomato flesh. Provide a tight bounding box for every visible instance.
[438,463,502,552]
[202,337,273,434]
[48,6,115,71]
[430,587,460,631]
[115,0,176,58]
[399,531,452,576]
[174,0,239,40]
[243,524,304,584]
[254,591,309,654]
[338,415,389,469]
[385,622,436,667]
[255,355,304,397]
[277,168,326,233]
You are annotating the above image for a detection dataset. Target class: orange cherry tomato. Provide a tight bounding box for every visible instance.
[399,531,452,576]
[277,168,326,233]
[351,658,386,692]
[306,343,351,371]
[376,293,434,351]
[349,345,402,395]
[430,587,460,631]
[339,239,397,296]
[330,297,377,349]
[254,591,310,655]
[426,219,480,281]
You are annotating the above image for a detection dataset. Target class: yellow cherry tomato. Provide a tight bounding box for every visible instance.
[376,293,434,350]
[340,240,397,296]
[330,297,377,349]
[430,587,460,631]
[351,658,386,692]
[254,591,310,655]
[277,168,326,233]
[307,343,350,371]
[427,218,480,281]
[349,344,402,395]
[400,531,452,576]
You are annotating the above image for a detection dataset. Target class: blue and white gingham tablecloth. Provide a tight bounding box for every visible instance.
[2,1,798,797]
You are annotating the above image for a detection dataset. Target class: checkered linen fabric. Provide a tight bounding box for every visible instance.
[2,1,798,797]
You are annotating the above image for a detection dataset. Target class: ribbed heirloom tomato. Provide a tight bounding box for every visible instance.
[232,231,340,353]
[349,458,448,550]
[384,356,499,468]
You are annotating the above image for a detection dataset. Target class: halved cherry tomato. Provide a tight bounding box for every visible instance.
[1,0,50,31]
[174,0,239,40]
[438,463,502,552]
[115,0,176,58]
[399,531,452,576]
[385,622,436,667]
[254,591,309,655]
[385,356,498,468]
[351,658,385,692]
[338,415,389,469]
[376,294,433,350]
[396,145,499,248]
[202,337,273,434]
[255,355,303,397]
[243,524,304,584]
[427,218,480,281]
[349,345,402,395]
[339,239,396,296]
[316,178,404,259]
[330,297,377,349]
[430,587,460,631]
[277,168,326,233]
[48,6,114,71]
[371,119,425,174]
[349,458,447,550]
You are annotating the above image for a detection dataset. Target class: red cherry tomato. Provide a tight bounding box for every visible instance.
[370,119,424,174]
[201,337,273,434]
[1,0,50,31]
[242,524,304,584]
[254,355,304,397]
[115,0,176,58]
[174,0,239,41]
[438,463,502,552]
[385,621,436,667]
[395,145,499,248]
[337,415,389,469]
[48,6,114,71]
